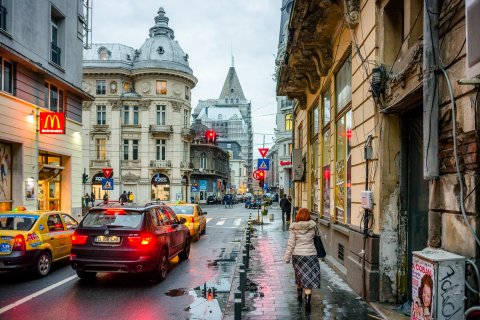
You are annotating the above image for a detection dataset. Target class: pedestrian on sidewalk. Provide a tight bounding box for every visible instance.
[285,195,292,223]
[90,192,95,207]
[280,194,287,224]
[283,208,321,312]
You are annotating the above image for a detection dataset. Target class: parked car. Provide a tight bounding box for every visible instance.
[70,202,190,282]
[0,209,78,277]
[168,203,207,241]
[207,195,217,205]
[247,199,262,209]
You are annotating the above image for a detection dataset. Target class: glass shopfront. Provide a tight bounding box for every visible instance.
[151,173,170,201]
[0,142,12,211]
[38,154,63,210]
[91,172,109,202]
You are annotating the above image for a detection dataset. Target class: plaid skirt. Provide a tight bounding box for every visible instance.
[292,255,321,288]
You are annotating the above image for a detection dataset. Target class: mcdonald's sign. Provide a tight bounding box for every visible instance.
[39,112,65,134]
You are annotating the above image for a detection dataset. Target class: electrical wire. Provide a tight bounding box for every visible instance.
[466,259,480,297]
[440,67,480,248]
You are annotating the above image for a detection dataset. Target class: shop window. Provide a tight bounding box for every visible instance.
[96,105,106,125]
[321,129,331,220]
[44,82,64,112]
[96,138,106,160]
[310,139,319,213]
[285,113,292,131]
[156,80,167,95]
[156,139,166,161]
[335,57,352,113]
[132,140,138,160]
[156,105,166,125]
[334,111,352,224]
[96,80,106,95]
[0,57,13,94]
[0,142,12,210]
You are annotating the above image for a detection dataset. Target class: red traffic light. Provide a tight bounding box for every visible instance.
[205,129,217,142]
[258,171,264,178]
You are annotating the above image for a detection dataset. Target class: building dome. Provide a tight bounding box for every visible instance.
[135,7,192,74]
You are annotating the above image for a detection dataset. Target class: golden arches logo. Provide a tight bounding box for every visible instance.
[44,115,61,129]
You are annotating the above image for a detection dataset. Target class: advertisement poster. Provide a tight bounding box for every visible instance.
[0,142,12,202]
[322,165,330,219]
[411,256,434,320]
[335,159,345,223]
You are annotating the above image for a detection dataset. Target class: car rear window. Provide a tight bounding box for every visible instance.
[0,215,38,231]
[82,210,143,229]
[169,206,194,215]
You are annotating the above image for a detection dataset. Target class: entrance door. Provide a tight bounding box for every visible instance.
[403,109,429,298]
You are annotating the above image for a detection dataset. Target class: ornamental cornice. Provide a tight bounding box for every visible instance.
[109,100,122,111]
[139,99,152,111]
[82,101,93,110]
[344,0,360,29]
[171,101,183,112]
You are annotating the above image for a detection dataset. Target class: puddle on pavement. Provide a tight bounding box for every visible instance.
[165,288,188,297]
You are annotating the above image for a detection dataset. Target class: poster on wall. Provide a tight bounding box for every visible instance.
[322,165,330,219]
[411,255,434,320]
[335,159,345,222]
[0,142,12,202]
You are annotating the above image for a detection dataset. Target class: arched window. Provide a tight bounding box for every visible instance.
[225,98,228,103]
[200,152,207,169]
[98,47,110,61]
[236,98,239,103]
[230,98,234,103]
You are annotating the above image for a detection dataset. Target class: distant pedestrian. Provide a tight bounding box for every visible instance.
[128,191,134,203]
[280,194,288,224]
[283,208,320,312]
[224,194,228,208]
[119,191,128,204]
[90,192,95,207]
[285,196,292,223]
[84,193,90,208]
[103,193,109,204]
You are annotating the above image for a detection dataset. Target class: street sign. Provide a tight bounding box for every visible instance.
[263,183,269,190]
[102,178,114,190]
[199,180,207,191]
[257,158,270,171]
[102,168,113,179]
[258,148,269,158]
[253,170,260,180]
[191,186,199,192]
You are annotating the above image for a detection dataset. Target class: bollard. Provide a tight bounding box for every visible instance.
[245,242,250,269]
[234,292,242,320]
[239,263,246,307]
[242,249,247,267]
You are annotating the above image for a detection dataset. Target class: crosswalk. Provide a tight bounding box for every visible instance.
[205,217,244,228]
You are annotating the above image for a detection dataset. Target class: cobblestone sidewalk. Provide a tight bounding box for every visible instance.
[224,207,382,320]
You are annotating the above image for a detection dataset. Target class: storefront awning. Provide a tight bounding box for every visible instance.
[39,164,63,180]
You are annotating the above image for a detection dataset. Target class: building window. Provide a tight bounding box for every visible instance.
[156,140,166,161]
[285,114,292,131]
[335,56,352,113]
[123,106,129,125]
[310,139,319,213]
[310,104,319,138]
[200,152,207,169]
[298,123,303,148]
[50,6,64,66]
[96,80,106,95]
[185,86,190,100]
[184,110,189,128]
[0,57,13,94]
[227,144,231,149]
[123,140,129,160]
[156,80,167,95]
[0,1,9,32]
[133,106,139,125]
[321,129,331,220]
[289,143,292,156]
[44,83,64,112]
[323,90,331,128]
[334,110,352,224]
[156,105,166,125]
[96,138,106,160]
[96,105,106,125]
[99,48,109,60]
[132,140,138,160]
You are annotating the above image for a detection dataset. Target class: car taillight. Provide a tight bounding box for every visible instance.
[128,234,154,247]
[71,232,88,245]
[191,217,195,224]
[12,234,26,251]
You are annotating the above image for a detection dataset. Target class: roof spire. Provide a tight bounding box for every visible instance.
[230,42,234,67]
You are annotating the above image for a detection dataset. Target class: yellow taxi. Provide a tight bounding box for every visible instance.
[0,208,78,276]
[167,202,206,241]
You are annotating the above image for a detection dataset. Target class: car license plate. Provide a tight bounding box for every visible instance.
[95,235,120,243]
[0,243,11,253]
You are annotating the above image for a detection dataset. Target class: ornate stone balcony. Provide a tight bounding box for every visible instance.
[180,161,194,170]
[121,160,141,168]
[90,159,111,168]
[149,124,173,137]
[150,160,172,168]
[181,128,195,139]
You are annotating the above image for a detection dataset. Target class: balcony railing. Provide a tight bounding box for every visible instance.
[180,161,194,169]
[150,160,172,168]
[149,124,173,135]
[51,42,61,66]
[90,159,110,167]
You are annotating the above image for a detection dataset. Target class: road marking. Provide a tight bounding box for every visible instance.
[234,218,242,226]
[0,275,77,315]
[216,220,225,226]
[208,226,239,229]
[206,218,213,224]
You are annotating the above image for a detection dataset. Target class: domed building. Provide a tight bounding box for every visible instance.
[82,7,197,203]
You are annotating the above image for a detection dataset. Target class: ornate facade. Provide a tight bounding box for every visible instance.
[82,7,197,203]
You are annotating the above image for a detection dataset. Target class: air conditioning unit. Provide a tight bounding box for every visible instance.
[466,0,480,78]
[411,249,465,320]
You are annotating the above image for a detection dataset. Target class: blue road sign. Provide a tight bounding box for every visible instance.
[199,180,207,191]
[257,158,270,171]
[263,183,269,190]
[102,178,114,190]
[191,186,199,192]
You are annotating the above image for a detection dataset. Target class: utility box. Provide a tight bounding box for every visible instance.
[411,248,465,320]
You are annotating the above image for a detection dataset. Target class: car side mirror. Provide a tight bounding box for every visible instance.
[203,212,207,215]
[179,217,187,224]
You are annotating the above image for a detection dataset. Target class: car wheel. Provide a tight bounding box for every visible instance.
[193,231,200,242]
[34,251,51,277]
[179,237,190,261]
[151,248,168,283]
[201,225,206,235]
[76,271,97,280]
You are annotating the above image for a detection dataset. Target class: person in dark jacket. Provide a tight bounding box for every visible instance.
[280,194,288,224]
[285,195,292,223]
[103,192,109,204]
[90,192,95,207]
[119,191,128,204]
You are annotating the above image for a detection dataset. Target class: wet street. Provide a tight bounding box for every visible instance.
[0,203,248,320]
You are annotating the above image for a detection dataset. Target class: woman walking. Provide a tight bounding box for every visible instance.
[283,208,321,312]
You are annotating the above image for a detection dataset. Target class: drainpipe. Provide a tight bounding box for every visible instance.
[423,0,441,179]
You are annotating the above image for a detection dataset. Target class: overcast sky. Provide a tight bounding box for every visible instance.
[91,0,281,157]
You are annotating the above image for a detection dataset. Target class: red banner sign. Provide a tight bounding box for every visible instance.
[280,161,291,166]
[102,168,113,179]
[258,148,269,158]
[39,112,65,134]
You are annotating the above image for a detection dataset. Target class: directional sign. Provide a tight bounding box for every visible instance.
[257,158,270,171]
[102,168,113,179]
[258,148,269,158]
[191,186,199,192]
[263,183,269,190]
[102,178,114,190]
